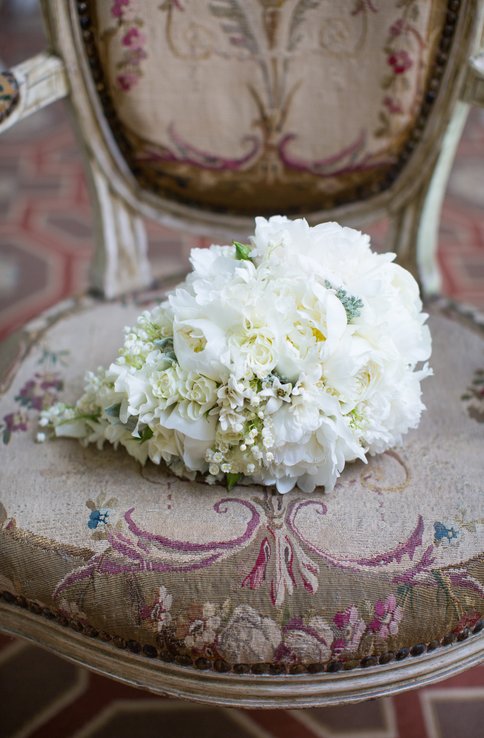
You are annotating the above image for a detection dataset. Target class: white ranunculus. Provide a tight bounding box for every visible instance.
[44,216,432,494]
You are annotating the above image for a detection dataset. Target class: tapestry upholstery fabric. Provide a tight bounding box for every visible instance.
[85,0,448,215]
[0,295,483,671]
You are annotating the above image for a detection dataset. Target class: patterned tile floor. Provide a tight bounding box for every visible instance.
[1,634,484,738]
[1,3,483,737]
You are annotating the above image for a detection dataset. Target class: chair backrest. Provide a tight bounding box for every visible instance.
[40,0,484,296]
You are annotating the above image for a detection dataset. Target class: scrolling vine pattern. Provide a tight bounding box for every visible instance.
[52,475,483,618]
[105,0,402,177]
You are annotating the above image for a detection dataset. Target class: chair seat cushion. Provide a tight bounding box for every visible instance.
[1,294,483,674]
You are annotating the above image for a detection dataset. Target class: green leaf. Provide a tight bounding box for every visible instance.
[105,403,121,418]
[139,426,154,443]
[325,281,364,322]
[233,241,252,261]
[153,337,173,350]
[226,472,242,491]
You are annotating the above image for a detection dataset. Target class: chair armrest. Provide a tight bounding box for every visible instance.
[462,52,484,107]
[0,52,68,135]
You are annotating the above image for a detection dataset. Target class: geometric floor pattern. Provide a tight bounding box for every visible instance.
[1,634,483,738]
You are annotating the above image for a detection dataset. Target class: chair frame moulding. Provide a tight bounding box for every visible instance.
[0,599,483,709]
[38,0,484,297]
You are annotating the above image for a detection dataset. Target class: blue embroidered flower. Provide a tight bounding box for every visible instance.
[88,508,111,530]
[434,521,461,546]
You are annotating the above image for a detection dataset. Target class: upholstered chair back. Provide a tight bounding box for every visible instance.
[39,0,483,294]
[83,0,448,217]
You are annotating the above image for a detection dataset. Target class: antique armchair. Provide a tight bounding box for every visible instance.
[0,0,483,708]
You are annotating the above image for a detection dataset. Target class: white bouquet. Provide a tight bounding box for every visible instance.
[41,217,431,494]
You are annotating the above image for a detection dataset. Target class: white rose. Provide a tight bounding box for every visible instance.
[230,327,277,379]
[150,365,182,408]
[217,605,281,664]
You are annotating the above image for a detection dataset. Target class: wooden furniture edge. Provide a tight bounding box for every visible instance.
[1,601,482,709]
[0,52,68,135]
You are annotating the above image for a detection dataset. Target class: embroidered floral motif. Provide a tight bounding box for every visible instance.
[15,373,63,412]
[43,482,483,667]
[462,369,484,422]
[88,508,111,530]
[433,511,484,548]
[141,585,173,631]
[217,605,281,664]
[1,410,29,444]
[452,611,482,635]
[332,605,366,654]
[111,0,129,19]
[1,348,67,444]
[175,602,223,652]
[108,0,148,92]
[387,49,413,75]
[277,616,334,664]
[434,521,461,546]
[375,1,425,138]
[86,494,119,540]
[368,594,403,639]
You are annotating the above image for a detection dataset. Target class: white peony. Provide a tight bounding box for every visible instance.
[42,217,431,494]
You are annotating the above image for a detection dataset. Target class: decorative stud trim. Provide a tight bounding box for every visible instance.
[1,589,482,676]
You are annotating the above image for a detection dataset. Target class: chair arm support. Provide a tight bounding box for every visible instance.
[0,52,68,135]
[461,52,484,106]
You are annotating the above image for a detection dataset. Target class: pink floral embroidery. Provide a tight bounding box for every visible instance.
[374,1,426,138]
[452,611,482,635]
[122,27,146,49]
[1,410,29,443]
[16,373,63,412]
[332,605,366,654]
[109,0,148,93]
[383,96,403,115]
[1,351,66,444]
[111,0,129,19]
[387,49,413,75]
[368,594,403,639]
[389,19,406,38]
[116,72,139,92]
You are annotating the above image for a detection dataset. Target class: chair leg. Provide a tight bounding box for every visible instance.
[88,159,152,299]
[388,102,470,297]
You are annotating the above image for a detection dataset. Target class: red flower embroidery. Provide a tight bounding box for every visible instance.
[387,50,413,75]
[452,611,481,635]
[111,0,129,20]
[383,96,403,115]
[116,72,138,92]
[122,27,146,50]
[389,19,406,38]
